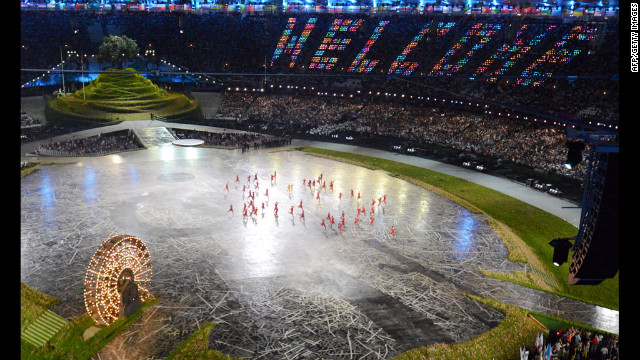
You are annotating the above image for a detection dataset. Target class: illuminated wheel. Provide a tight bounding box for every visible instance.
[83,235,152,326]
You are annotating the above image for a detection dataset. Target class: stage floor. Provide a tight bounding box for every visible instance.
[20,141,617,359]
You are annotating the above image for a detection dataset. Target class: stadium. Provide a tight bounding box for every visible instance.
[20,1,621,359]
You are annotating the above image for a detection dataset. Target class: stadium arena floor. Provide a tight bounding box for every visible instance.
[20,123,618,359]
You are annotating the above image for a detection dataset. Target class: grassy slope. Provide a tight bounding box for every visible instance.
[394,295,547,360]
[21,282,159,360]
[46,68,200,124]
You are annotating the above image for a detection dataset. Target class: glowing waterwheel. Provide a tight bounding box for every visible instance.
[83,235,152,326]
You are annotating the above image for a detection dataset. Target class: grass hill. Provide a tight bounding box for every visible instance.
[45,68,202,126]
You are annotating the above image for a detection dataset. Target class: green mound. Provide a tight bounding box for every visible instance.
[46,68,202,126]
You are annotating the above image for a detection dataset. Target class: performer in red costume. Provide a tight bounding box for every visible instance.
[228,204,233,213]
[390,226,396,238]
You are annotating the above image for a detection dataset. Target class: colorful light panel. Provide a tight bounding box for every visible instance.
[428,22,501,77]
[387,22,456,75]
[270,17,317,68]
[310,18,363,70]
[516,25,595,86]
[474,24,556,81]
[348,20,389,73]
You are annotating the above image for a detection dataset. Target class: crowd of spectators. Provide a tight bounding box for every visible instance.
[21,111,43,128]
[21,123,99,145]
[525,328,619,360]
[216,92,591,178]
[21,10,618,125]
[35,130,142,156]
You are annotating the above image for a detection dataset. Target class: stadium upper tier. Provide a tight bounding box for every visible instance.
[21,10,619,124]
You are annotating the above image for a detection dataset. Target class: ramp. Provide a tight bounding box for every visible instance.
[133,126,176,148]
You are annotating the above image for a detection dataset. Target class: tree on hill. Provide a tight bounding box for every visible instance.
[98,35,139,69]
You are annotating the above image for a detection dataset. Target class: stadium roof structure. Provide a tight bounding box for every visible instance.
[244,0,619,8]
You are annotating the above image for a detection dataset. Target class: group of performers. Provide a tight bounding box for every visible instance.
[225,170,397,238]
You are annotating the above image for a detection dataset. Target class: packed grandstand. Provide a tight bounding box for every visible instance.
[20,4,619,197]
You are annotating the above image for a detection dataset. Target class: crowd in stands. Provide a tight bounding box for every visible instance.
[216,92,591,178]
[21,111,43,128]
[35,130,142,156]
[21,9,616,181]
[525,328,619,360]
[21,10,619,125]
[169,128,290,149]
[21,123,93,145]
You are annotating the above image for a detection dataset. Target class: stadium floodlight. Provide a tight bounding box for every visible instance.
[549,238,573,266]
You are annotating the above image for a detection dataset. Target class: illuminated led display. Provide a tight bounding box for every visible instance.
[474,24,556,81]
[387,22,456,75]
[428,22,501,77]
[270,17,317,68]
[516,25,595,86]
[348,20,389,73]
[309,18,363,70]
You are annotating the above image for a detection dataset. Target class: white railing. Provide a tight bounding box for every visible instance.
[35,147,115,157]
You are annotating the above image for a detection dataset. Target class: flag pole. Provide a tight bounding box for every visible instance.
[81,53,86,100]
[60,45,65,94]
